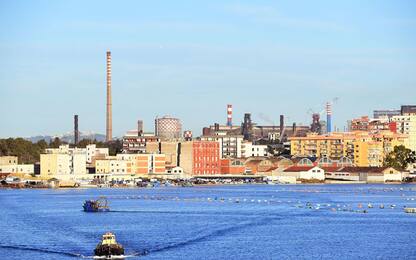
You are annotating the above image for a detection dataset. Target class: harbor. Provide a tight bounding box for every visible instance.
[1,184,416,259]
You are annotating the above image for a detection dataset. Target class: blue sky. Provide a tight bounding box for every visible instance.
[0,0,415,138]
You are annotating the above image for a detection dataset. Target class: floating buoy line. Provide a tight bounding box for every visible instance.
[99,193,415,214]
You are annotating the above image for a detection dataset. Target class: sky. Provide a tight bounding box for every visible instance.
[0,0,415,138]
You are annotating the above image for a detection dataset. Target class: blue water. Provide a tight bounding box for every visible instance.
[1,184,416,259]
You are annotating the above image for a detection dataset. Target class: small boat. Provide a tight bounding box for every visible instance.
[83,197,110,212]
[94,232,124,258]
[404,207,416,214]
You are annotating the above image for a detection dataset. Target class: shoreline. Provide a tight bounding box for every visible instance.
[1,181,415,190]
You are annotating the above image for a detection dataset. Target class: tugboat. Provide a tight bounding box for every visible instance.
[94,232,125,258]
[83,197,110,212]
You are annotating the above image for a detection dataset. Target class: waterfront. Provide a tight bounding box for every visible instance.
[1,184,416,259]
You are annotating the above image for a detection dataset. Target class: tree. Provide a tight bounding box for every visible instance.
[106,140,123,156]
[49,137,64,148]
[76,139,94,148]
[384,145,416,170]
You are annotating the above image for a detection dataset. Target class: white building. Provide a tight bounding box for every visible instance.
[109,159,128,175]
[46,144,109,164]
[86,144,109,164]
[0,164,34,174]
[281,166,325,180]
[241,142,268,158]
[41,145,87,180]
[392,115,416,151]
[200,134,243,159]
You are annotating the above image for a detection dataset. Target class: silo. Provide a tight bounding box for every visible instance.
[155,116,182,140]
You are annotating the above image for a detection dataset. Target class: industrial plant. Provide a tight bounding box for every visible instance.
[1,50,416,188]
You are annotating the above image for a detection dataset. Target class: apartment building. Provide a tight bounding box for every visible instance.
[392,115,416,151]
[40,152,86,180]
[180,141,220,175]
[290,131,408,167]
[200,134,243,159]
[241,141,268,157]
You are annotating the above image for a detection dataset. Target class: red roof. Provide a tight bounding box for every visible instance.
[337,167,390,173]
[321,167,342,173]
[283,166,316,172]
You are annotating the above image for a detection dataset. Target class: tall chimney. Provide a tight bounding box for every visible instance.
[279,115,284,135]
[226,104,232,127]
[326,102,332,133]
[74,115,79,146]
[106,50,112,142]
[137,120,143,136]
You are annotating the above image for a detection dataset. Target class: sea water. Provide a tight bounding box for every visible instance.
[0,184,415,259]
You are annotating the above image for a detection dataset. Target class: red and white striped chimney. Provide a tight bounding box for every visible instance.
[227,104,232,127]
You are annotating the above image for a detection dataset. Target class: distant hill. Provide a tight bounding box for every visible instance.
[26,131,106,143]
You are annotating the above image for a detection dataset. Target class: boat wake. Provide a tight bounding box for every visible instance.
[0,244,86,258]
[148,215,282,253]
[0,244,146,259]
[0,215,284,258]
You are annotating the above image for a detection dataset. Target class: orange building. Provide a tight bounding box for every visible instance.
[193,141,220,175]
[134,154,165,175]
[220,158,246,174]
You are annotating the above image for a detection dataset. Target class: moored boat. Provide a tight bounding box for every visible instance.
[404,207,416,214]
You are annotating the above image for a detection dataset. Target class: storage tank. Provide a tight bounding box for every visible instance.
[155,116,182,140]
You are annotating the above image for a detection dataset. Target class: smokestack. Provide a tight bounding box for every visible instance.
[242,113,252,140]
[214,123,220,131]
[292,122,297,135]
[106,50,112,142]
[326,102,332,133]
[227,104,232,127]
[74,115,79,146]
[137,120,143,136]
[280,115,284,135]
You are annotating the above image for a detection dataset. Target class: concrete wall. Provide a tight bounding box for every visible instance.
[179,142,193,174]
[161,142,178,167]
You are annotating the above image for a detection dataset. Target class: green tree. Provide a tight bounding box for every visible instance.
[76,139,94,148]
[106,140,123,156]
[384,145,416,170]
[49,137,63,148]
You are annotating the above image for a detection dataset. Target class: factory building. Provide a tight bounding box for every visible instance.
[122,129,160,154]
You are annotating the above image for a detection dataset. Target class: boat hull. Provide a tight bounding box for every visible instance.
[94,244,125,257]
[83,200,110,212]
